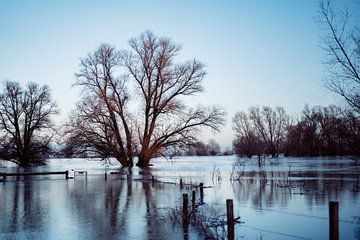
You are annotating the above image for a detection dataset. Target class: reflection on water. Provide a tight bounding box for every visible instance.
[0,176,187,239]
[229,172,358,209]
[0,156,360,239]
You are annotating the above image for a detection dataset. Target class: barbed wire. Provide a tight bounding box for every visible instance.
[241,224,313,240]
[209,203,360,225]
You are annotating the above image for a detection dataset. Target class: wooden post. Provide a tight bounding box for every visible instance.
[183,194,189,226]
[180,178,183,188]
[65,170,69,179]
[226,199,234,240]
[104,172,107,181]
[199,183,204,203]
[329,201,339,240]
[152,175,154,183]
[192,190,196,210]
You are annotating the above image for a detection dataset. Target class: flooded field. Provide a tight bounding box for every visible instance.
[1,156,360,239]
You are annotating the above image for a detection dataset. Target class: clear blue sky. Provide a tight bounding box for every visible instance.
[0,0,356,149]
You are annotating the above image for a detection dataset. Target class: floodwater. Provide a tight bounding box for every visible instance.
[0,156,359,240]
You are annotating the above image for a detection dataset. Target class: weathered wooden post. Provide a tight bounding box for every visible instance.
[183,194,189,226]
[226,199,234,240]
[329,201,339,240]
[199,183,204,203]
[192,190,196,210]
[180,178,183,188]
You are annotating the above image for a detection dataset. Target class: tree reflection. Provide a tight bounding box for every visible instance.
[66,170,185,239]
[1,167,359,240]
[2,181,47,238]
[231,170,359,209]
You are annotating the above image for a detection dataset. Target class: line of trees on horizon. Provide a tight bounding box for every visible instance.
[232,104,360,162]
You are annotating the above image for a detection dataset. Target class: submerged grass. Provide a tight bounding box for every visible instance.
[169,202,242,240]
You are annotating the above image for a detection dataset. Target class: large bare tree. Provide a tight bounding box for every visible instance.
[69,44,135,166]
[0,80,58,167]
[123,32,225,167]
[70,32,225,167]
[318,0,360,113]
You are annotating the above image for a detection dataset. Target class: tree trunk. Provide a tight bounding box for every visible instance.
[136,153,151,168]
[128,157,134,167]
[114,154,131,167]
[18,155,30,168]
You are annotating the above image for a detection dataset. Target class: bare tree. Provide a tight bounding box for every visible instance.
[301,105,323,156]
[0,80,58,167]
[233,111,253,142]
[123,31,225,167]
[249,106,289,158]
[69,44,135,166]
[315,105,344,155]
[318,0,360,113]
[207,139,221,156]
[70,32,225,167]
[341,111,360,163]
[232,110,263,158]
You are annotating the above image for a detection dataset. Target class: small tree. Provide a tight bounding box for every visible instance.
[207,139,220,156]
[0,80,58,167]
[249,106,289,158]
[232,110,263,158]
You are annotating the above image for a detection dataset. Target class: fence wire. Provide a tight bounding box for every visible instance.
[241,224,314,240]
[209,202,360,225]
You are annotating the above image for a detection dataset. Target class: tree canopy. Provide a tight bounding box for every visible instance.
[318,0,360,113]
[0,80,58,167]
[67,31,226,167]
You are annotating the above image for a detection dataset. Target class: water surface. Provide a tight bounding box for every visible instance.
[1,156,359,239]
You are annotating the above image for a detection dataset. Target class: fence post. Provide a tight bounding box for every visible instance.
[2,173,6,180]
[192,191,196,210]
[183,194,189,226]
[199,183,204,203]
[105,172,107,181]
[329,201,339,240]
[226,199,234,240]
[152,175,154,183]
[65,171,69,179]
[180,178,183,188]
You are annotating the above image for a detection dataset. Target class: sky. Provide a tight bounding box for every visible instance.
[0,0,357,149]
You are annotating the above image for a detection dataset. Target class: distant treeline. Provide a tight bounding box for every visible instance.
[173,139,233,157]
[232,105,360,160]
